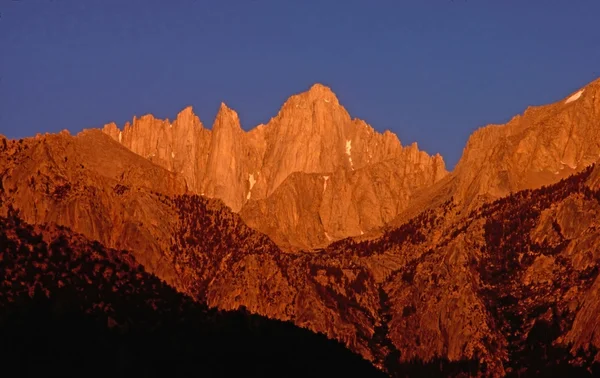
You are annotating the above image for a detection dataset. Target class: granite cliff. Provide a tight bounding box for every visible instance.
[3,78,600,376]
[102,84,447,249]
[406,78,600,219]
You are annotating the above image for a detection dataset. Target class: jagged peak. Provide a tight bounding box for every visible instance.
[177,105,195,118]
[212,102,241,132]
[217,102,236,113]
[382,129,401,143]
[215,102,239,118]
[308,82,335,95]
[102,122,119,132]
[175,105,204,128]
[305,83,339,103]
[138,113,160,122]
[278,83,341,111]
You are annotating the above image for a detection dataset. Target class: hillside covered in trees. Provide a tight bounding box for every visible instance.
[0,211,384,378]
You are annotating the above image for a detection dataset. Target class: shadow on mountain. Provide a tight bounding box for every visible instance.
[0,213,384,378]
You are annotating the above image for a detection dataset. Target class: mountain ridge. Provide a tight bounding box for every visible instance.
[99,83,447,249]
[3,77,600,375]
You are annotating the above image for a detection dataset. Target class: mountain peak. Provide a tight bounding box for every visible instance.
[177,105,195,118]
[175,105,204,130]
[308,82,334,94]
[285,83,340,107]
[215,102,238,118]
[307,82,337,99]
[213,102,241,132]
[218,101,235,113]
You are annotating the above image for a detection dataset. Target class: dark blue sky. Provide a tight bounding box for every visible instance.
[1,1,599,169]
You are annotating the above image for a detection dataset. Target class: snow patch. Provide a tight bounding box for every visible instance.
[324,232,333,242]
[324,99,330,103]
[565,89,584,104]
[360,229,364,235]
[118,131,122,143]
[323,176,329,192]
[247,173,256,200]
[171,152,175,159]
[345,140,354,169]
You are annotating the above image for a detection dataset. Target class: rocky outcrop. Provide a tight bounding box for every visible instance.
[202,103,264,212]
[101,83,448,248]
[103,106,212,195]
[252,84,408,197]
[0,130,186,287]
[429,77,600,213]
[241,146,446,250]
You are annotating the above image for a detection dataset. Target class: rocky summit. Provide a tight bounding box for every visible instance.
[102,83,447,250]
[2,79,600,376]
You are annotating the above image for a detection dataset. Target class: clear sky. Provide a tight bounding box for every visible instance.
[1,1,599,169]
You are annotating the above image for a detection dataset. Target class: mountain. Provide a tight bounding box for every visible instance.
[101,83,446,249]
[0,130,390,363]
[241,144,445,249]
[402,78,600,221]
[3,78,600,376]
[3,132,600,376]
[0,130,187,287]
[454,78,600,203]
[336,165,600,376]
[0,212,384,378]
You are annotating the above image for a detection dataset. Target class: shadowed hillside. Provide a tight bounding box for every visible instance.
[0,212,384,378]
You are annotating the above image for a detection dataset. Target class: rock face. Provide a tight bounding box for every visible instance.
[424,77,600,213]
[0,130,187,287]
[101,83,447,248]
[103,106,211,194]
[3,77,600,376]
[241,148,446,249]
[3,126,600,375]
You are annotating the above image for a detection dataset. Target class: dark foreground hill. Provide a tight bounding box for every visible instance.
[0,212,384,378]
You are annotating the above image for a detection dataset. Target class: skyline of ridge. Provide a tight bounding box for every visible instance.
[5,77,599,173]
[1,1,600,169]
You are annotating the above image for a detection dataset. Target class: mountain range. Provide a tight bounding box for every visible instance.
[2,77,600,376]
